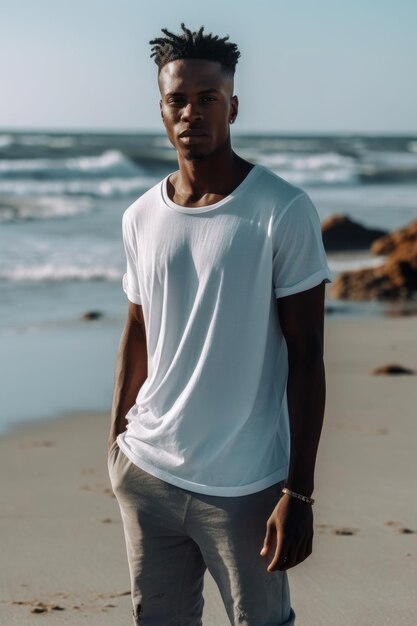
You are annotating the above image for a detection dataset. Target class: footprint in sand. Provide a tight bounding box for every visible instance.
[79,484,116,498]
[10,599,65,614]
[384,520,416,534]
[332,527,359,535]
[315,523,359,535]
[95,591,131,599]
[385,520,417,535]
[372,364,416,375]
[3,592,128,616]
[315,523,332,532]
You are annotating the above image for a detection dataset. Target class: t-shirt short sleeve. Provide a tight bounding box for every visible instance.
[121,209,142,305]
[272,191,333,298]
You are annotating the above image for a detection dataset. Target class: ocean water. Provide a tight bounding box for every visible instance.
[1,131,417,434]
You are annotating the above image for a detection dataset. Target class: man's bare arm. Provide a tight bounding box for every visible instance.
[278,280,327,497]
[261,280,327,571]
[108,302,148,451]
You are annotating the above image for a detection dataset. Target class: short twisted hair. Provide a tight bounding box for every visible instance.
[149,23,241,77]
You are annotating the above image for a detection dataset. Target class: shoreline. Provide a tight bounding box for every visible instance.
[1,316,417,624]
[2,314,417,441]
[2,303,417,441]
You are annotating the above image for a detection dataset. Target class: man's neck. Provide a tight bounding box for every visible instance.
[171,146,253,205]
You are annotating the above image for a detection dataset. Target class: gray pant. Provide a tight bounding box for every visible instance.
[108,439,296,626]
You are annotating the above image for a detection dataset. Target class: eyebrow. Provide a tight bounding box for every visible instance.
[165,88,219,97]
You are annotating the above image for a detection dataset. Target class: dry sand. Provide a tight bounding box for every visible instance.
[1,316,417,625]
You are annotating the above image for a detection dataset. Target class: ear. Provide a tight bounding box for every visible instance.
[159,99,165,125]
[230,95,239,123]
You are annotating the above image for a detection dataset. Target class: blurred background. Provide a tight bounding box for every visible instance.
[1,0,416,433]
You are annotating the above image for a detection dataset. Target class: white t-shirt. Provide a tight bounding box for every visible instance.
[116,164,333,496]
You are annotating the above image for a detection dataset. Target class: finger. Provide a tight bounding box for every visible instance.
[298,534,313,561]
[280,546,296,570]
[267,530,288,571]
[289,536,313,569]
[292,538,309,567]
[260,522,274,556]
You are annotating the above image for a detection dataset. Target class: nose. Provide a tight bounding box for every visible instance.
[181,102,203,122]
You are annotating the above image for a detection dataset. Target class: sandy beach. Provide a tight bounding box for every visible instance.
[1,315,417,625]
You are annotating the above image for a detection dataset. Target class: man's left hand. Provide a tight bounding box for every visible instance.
[260,492,313,571]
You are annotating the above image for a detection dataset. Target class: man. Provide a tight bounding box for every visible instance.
[107,23,333,626]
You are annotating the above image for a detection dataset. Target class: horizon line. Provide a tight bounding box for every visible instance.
[1,127,417,138]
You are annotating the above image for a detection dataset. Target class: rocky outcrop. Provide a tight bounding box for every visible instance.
[370,220,417,255]
[321,214,387,251]
[330,220,417,301]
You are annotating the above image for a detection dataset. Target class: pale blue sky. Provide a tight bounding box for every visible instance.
[1,0,416,133]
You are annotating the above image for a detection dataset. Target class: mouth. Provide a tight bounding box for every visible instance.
[179,129,208,139]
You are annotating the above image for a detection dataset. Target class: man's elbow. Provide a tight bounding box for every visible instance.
[285,331,324,365]
[127,301,145,328]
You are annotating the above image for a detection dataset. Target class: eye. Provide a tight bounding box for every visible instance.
[168,98,185,106]
[202,96,216,102]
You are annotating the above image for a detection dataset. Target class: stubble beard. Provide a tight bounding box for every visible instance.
[184,153,208,162]
[179,134,229,162]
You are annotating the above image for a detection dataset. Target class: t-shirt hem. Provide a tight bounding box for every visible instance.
[124,291,142,304]
[274,267,333,299]
[116,433,288,496]
[122,273,142,304]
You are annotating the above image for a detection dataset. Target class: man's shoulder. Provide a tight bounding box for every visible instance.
[122,175,166,224]
[253,165,308,214]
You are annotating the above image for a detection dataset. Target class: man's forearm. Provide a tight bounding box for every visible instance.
[284,348,326,498]
[109,318,148,443]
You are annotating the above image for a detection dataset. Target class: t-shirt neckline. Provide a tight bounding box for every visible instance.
[160,164,262,214]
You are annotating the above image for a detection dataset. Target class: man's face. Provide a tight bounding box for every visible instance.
[158,58,238,161]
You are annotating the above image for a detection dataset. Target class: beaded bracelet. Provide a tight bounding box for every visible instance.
[282,487,315,505]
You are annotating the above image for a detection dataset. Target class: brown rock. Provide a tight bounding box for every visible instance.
[330,223,417,301]
[321,214,387,251]
[371,220,417,255]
